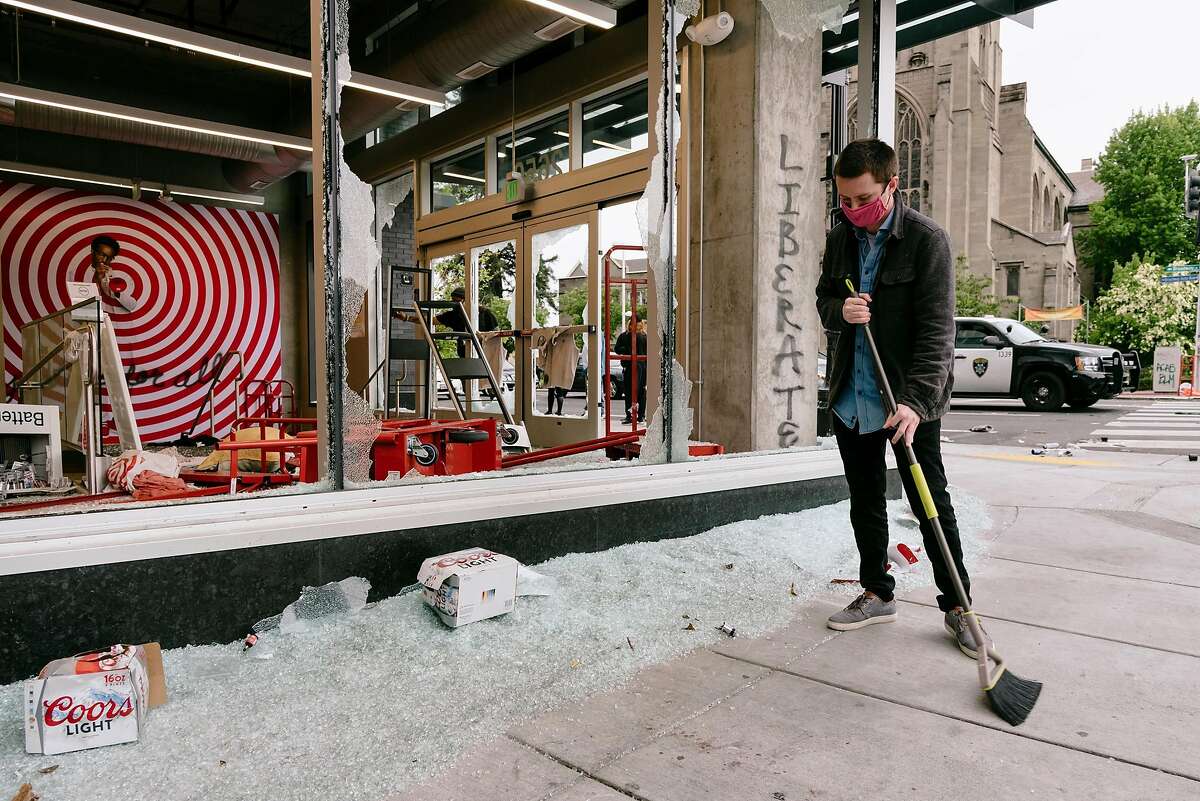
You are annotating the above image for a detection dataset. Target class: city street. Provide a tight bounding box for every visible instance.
[945,396,1200,455]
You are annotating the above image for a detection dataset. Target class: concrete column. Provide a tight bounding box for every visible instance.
[310,0,343,485]
[688,0,824,452]
[856,0,897,145]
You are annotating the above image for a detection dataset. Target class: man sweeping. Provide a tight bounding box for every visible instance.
[814,138,985,658]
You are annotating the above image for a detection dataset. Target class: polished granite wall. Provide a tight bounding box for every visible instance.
[0,471,900,683]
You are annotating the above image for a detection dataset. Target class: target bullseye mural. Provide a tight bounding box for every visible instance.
[0,182,283,443]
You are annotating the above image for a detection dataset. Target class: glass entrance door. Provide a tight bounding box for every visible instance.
[522,212,600,449]
[465,229,520,418]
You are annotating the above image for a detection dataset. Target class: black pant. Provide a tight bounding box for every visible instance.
[832,415,970,612]
[622,369,647,418]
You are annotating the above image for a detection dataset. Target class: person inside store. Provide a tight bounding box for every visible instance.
[88,235,135,312]
[435,287,498,357]
[814,138,983,659]
[614,313,647,424]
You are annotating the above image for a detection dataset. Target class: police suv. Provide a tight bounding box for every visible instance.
[953,317,1124,411]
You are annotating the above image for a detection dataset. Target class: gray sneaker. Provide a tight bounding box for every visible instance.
[827,592,898,631]
[944,609,990,658]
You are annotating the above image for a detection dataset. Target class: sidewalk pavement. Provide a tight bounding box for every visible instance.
[388,444,1200,801]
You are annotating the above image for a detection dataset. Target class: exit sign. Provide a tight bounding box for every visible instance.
[504,172,527,204]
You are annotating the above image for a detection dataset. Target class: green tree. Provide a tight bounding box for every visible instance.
[1076,102,1200,296]
[954,256,1000,317]
[1085,255,1198,355]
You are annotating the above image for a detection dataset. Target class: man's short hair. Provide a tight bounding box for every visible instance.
[91,235,120,256]
[450,287,466,300]
[834,139,898,185]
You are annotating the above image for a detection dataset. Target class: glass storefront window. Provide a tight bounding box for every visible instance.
[429,252,467,411]
[496,111,571,185]
[582,81,649,167]
[430,145,486,211]
[529,223,590,419]
[471,240,518,415]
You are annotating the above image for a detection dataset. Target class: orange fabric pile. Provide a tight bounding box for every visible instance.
[130,471,188,501]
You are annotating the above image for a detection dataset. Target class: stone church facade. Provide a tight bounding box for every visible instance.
[826,22,1082,340]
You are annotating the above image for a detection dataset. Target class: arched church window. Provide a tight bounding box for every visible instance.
[1032,177,1041,228]
[895,97,924,212]
[1043,186,1052,229]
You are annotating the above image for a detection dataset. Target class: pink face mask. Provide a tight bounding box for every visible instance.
[841,183,895,229]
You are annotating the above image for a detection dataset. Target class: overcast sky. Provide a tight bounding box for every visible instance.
[999,0,1197,173]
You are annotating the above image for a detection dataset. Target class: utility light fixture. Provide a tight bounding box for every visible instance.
[583,103,622,121]
[0,160,266,205]
[0,83,313,152]
[522,0,616,30]
[0,0,446,106]
[441,171,485,184]
[591,139,631,153]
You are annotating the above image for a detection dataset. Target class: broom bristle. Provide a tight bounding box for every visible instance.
[986,669,1042,726]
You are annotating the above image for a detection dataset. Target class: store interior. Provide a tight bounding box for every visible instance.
[0,0,707,516]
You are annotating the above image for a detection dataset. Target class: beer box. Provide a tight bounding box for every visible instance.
[24,643,168,756]
[417,547,519,627]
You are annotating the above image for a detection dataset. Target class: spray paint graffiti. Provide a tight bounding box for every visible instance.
[772,134,807,447]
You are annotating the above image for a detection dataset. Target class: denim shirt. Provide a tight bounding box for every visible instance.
[832,206,895,434]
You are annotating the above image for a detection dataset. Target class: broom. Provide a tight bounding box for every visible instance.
[844,278,1042,726]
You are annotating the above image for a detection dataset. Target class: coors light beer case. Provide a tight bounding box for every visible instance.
[418,548,519,627]
[25,643,168,755]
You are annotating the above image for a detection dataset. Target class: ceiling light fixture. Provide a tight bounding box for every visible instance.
[612,112,648,128]
[522,0,616,29]
[0,83,312,152]
[554,130,570,138]
[591,139,632,153]
[0,160,266,205]
[583,103,621,120]
[441,171,485,184]
[0,0,446,106]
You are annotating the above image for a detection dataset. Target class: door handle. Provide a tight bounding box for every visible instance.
[954,355,967,360]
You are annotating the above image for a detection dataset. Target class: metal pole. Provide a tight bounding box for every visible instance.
[856,0,897,144]
[311,0,345,488]
[654,0,679,460]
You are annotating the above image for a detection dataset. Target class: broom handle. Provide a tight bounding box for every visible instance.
[844,279,997,686]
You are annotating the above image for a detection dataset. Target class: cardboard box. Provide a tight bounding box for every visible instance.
[24,643,168,756]
[417,548,519,627]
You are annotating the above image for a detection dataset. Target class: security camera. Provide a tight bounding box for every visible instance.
[685,12,734,46]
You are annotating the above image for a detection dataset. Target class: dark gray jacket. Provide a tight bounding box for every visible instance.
[814,200,956,422]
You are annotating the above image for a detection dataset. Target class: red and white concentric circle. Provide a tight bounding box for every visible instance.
[0,182,283,443]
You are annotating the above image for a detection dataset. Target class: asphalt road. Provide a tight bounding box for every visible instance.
[942,396,1200,456]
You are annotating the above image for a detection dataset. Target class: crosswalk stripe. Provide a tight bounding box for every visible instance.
[1088,404,1200,451]
[1094,440,1200,449]
[1104,422,1198,428]
[1091,429,1200,436]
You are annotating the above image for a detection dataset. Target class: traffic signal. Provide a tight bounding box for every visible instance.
[1187,169,1200,217]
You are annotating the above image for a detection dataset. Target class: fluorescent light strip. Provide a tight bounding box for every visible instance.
[554,130,570,138]
[0,0,445,106]
[166,188,266,206]
[591,139,631,153]
[521,0,616,29]
[441,171,486,184]
[613,112,647,128]
[828,1,974,54]
[507,136,536,148]
[0,161,130,190]
[0,83,312,152]
[583,102,622,121]
[0,160,265,205]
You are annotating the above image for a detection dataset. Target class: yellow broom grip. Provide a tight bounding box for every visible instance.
[910,462,939,520]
